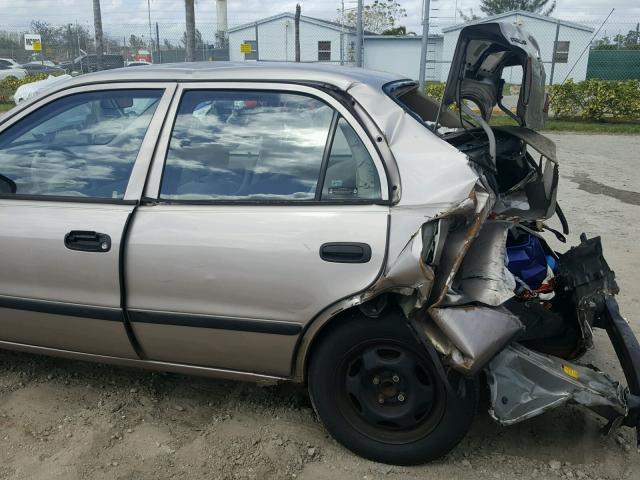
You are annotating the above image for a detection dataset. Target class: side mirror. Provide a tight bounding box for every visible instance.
[0,174,17,194]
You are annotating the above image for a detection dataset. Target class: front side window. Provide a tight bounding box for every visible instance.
[0,89,162,199]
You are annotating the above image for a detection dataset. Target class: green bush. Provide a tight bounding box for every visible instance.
[424,82,446,102]
[0,73,49,103]
[548,79,640,121]
[424,79,640,122]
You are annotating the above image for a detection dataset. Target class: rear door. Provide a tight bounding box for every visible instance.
[0,83,174,357]
[126,83,390,376]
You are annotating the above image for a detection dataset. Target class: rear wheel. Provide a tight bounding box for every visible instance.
[308,311,477,465]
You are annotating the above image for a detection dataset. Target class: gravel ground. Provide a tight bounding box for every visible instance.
[1,133,639,480]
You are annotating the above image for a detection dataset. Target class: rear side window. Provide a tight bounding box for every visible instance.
[0,89,162,199]
[160,90,381,202]
[321,118,380,200]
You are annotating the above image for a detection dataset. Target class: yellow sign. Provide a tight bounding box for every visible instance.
[240,43,252,54]
[32,40,42,52]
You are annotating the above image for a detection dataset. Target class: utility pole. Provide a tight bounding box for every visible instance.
[294,4,301,62]
[156,22,161,63]
[418,0,431,89]
[184,0,196,62]
[147,0,154,56]
[92,0,103,71]
[355,0,363,67]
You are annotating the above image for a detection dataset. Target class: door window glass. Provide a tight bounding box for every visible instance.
[321,118,381,200]
[0,89,162,199]
[160,90,334,201]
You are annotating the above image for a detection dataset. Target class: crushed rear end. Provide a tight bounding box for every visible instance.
[373,22,640,443]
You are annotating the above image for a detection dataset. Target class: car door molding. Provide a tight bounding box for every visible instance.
[128,309,303,336]
[0,294,123,321]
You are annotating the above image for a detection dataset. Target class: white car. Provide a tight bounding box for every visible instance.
[12,74,72,104]
[0,58,27,80]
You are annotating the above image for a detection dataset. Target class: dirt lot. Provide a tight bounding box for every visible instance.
[1,133,640,480]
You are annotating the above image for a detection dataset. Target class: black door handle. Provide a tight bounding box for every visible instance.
[320,242,371,263]
[64,231,111,252]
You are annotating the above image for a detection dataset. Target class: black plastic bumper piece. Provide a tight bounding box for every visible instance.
[602,297,640,444]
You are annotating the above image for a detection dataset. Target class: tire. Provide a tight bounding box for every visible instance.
[308,310,477,465]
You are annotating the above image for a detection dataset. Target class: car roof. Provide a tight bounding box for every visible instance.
[58,61,406,92]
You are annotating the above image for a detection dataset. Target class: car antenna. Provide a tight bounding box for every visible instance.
[559,8,614,86]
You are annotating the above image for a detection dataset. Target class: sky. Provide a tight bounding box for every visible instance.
[0,0,638,41]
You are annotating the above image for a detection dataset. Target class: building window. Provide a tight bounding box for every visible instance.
[318,41,331,61]
[243,40,258,61]
[553,41,570,63]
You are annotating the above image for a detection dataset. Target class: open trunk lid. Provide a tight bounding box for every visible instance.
[442,22,546,130]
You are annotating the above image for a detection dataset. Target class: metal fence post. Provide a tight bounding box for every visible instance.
[418,0,431,90]
[356,0,363,67]
[156,22,161,63]
[254,21,259,61]
[549,19,560,85]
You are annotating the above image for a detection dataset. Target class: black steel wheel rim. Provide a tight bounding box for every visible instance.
[336,339,446,444]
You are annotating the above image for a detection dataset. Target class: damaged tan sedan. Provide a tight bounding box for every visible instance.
[1,22,639,466]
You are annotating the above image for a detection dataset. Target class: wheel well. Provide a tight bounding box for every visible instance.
[301,296,404,385]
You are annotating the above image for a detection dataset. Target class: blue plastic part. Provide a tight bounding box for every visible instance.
[506,233,548,289]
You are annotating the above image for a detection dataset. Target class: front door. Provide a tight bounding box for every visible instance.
[126,83,390,376]
[0,84,171,357]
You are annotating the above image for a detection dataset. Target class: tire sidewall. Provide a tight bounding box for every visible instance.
[308,315,477,465]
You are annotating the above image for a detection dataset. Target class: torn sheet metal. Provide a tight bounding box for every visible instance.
[446,220,516,307]
[486,344,628,425]
[429,189,492,308]
[429,306,523,374]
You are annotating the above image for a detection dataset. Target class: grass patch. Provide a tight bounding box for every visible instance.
[0,102,13,113]
[489,114,640,134]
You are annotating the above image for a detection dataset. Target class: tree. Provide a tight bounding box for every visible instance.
[128,34,147,49]
[593,26,640,50]
[29,20,62,50]
[460,0,556,22]
[93,0,103,70]
[181,29,203,50]
[184,0,196,62]
[381,25,409,35]
[336,0,407,35]
[28,20,93,60]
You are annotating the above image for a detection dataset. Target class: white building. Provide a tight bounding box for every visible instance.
[441,11,594,84]
[228,12,360,64]
[363,35,443,81]
[228,10,594,85]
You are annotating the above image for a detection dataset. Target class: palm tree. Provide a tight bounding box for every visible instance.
[184,0,196,62]
[93,0,103,70]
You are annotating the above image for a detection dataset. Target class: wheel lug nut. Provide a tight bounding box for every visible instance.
[372,376,380,385]
[392,375,400,383]
[378,394,385,404]
[397,393,406,402]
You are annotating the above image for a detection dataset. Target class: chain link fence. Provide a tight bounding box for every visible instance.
[0,15,639,82]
